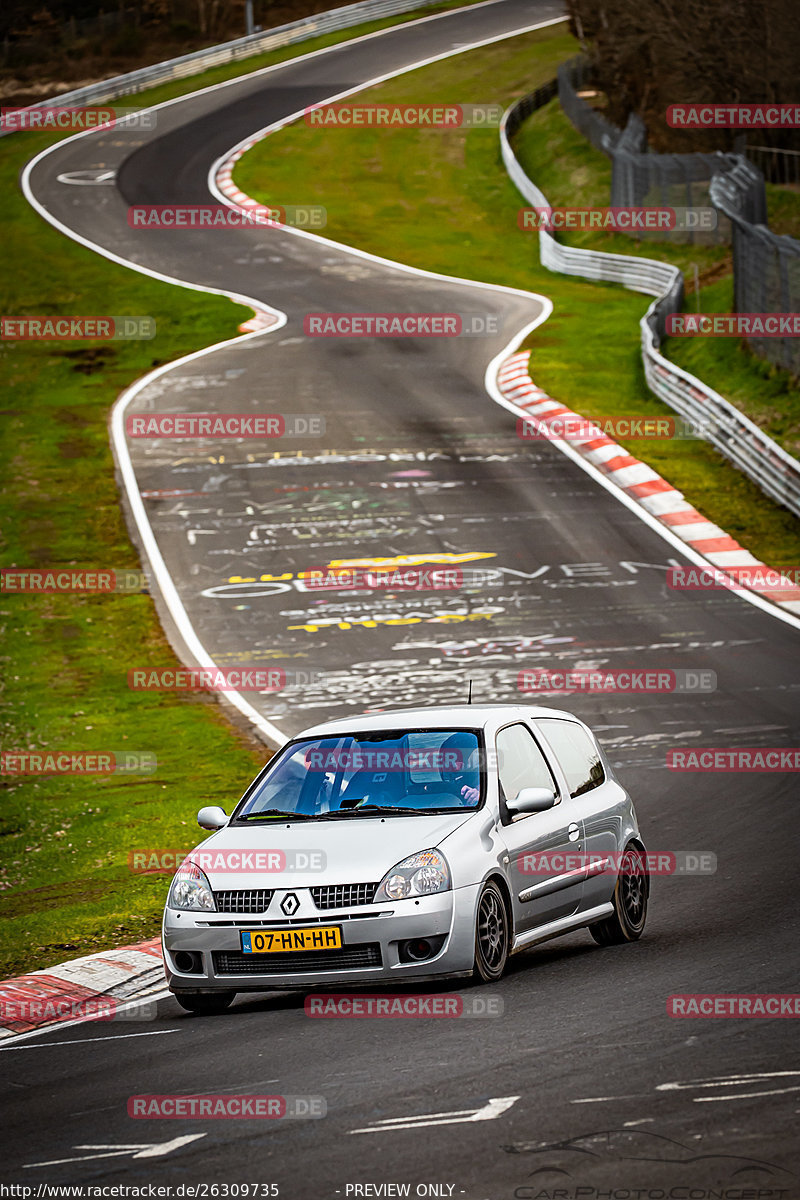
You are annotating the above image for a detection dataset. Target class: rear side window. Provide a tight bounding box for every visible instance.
[536,720,604,797]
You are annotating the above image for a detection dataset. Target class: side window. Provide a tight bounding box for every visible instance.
[536,720,604,797]
[495,723,557,813]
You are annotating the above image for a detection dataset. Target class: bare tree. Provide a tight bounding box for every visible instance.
[566,0,800,152]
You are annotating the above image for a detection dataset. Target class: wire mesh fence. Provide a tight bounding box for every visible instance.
[557,55,800,374]
[559,56,731,246]
[711,160,800,374]
[745,145,800,188]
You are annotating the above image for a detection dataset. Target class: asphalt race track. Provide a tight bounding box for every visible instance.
[4,0,799,1194]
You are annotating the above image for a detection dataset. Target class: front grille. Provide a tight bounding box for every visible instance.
[311,883,379,909]
[214,889,274,914]
[213,944,382,975]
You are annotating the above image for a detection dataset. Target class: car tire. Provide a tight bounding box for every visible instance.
[173,991,236,1013]
[473,880,509,982]
[590,844,648,946]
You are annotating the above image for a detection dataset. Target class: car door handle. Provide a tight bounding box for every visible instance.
[568,822,580,842]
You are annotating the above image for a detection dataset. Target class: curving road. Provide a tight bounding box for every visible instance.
[4,1,799,1194]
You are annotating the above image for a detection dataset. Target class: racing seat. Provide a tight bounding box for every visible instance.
[339,767,407,809]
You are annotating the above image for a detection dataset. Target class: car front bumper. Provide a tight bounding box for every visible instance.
[163,885,480,992]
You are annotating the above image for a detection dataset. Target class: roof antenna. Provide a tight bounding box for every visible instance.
[467,679,473,705]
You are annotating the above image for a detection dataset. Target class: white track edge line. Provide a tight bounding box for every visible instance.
[0,990,175,1048]
[485,346,800,632]
[19,13,569,750]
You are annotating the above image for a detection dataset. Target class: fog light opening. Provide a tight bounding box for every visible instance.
[174,950,202,974]
[398,935,446,964]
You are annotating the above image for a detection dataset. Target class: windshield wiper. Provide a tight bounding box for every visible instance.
[318,804,427,818]
[236,810,313,822]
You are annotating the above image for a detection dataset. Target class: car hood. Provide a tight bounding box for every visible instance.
[188,810,475,888]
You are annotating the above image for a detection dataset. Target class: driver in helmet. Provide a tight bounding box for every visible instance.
[440,733,481,806]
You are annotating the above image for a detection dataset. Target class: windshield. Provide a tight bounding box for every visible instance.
[234,729,484,821]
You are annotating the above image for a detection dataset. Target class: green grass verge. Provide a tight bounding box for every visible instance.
[233,23,800,570]
[0,145,266,983]
[0,0,487,982]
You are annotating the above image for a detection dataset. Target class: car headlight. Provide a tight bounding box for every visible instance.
[374,849,451,902]
[168,861,216,911]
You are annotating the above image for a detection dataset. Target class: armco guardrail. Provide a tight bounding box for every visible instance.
[0,0,446,128]
[501,94,800,519]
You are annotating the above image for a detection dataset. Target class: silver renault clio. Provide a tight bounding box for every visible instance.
[163,705,649,1011]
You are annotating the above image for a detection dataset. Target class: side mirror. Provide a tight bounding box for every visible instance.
[506,787,557,815]
[197,805,228,830]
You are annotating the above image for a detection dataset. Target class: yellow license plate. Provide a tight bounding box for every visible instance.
[241,926,343,954]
